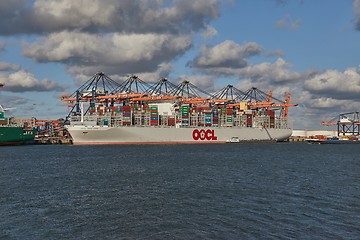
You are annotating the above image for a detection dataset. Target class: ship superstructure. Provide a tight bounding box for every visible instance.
[63,72,297,144]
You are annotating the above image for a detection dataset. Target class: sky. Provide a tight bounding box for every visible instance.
[1,0,360,130]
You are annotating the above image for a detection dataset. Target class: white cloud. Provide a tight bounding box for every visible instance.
[236,58,302,83]
[192,40,263,68]
[23,31,192,74]
[33,0,117,26]
[136,63,173,83]
[303,67,360,99]
[0,0,222,35]
[190,40,301,85]
[0,70,64,92]
[194,57,301,84]
[179,75,217,94]
[0,62,21,71]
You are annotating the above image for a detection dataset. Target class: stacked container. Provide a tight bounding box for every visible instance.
[97,105,105,116]
[268,110,275,128]
[181,104,189,126]
[226,108,233,126]
[111,106,119,116]
[168,117,175,126]
[122,105,132,125]
[150,105,159,126]
[0,117,8,125]
[212,108,218,126]
[246,113,252,127]
[203,107,212,127]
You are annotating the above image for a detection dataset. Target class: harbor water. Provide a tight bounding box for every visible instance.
[1,143,359,239]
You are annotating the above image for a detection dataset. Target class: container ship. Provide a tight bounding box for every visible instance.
[0,84,35,145]
[63,73,297,144]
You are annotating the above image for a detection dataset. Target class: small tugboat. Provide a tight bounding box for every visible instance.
[226,137,240,143]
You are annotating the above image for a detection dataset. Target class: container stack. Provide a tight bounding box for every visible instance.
[122,105,132,125]
[133,105,144,126]
[150,105,159,126]
[268,110,275,128]
[181,104,189,126]
[190,110,198,126]
[168,117,175,126]
[0,110,7,125]
[246,113,252,127]
[97,105,105,116]
[111,106,119,116]
[203,108,212,127]
[226,108,233,126]
[212,108,219,126]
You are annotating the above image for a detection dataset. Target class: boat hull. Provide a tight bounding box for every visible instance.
[307,139,360,144]
[0,127,35,146]
[66,125,292,144]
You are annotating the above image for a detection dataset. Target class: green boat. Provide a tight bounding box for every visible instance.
[0,126,35,145]
[1,83,35,145]
[0,105,35,146]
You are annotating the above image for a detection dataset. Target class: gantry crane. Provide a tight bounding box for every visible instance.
[321,112,360,136]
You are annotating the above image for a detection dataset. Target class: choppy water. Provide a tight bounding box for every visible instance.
[0,143,359,239]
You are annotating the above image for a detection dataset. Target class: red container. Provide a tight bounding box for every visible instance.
[246,114,252,125]
[168,118,175,126]
[270,116,275,123]
[267,110,275,116]
[226,109,233,115]
[122,106,131,111]
[150,120,158,126]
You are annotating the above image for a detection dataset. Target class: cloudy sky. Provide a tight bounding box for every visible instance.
[1,0,360,130]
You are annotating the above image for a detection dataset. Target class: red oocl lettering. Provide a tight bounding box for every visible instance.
[192,129,200,140]
[199,130,206,140]
[192,129,218,141]
[205,129,212,140]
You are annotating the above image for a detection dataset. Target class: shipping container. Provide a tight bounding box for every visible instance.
[267,110,275,116]
[122,106,131,111]
[239,102,248,110]
[226,109,233,115]
[168,118,176,126]
[246,114,252,126]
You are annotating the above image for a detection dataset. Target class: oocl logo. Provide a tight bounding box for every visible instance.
[192,129,218,141]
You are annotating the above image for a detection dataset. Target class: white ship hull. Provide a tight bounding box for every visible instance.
[66,125,292,144]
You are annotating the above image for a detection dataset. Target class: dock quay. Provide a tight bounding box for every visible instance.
[288,136,307,142]
[289,130,338,142]
[34,136,73,144]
